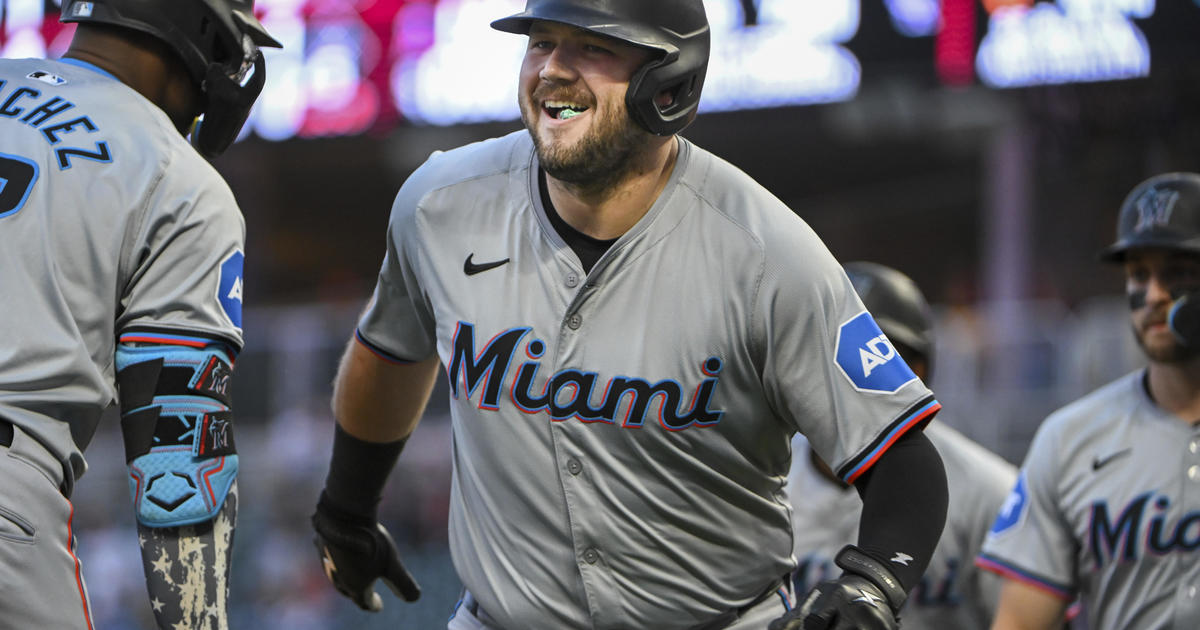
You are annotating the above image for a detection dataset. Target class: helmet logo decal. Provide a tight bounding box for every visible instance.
[69,2,94,18]
[1134,188,1179,232]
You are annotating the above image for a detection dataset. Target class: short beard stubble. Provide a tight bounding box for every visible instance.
[522,89,652,197]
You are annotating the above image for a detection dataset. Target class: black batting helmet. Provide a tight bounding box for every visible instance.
[491,0,710,136]
[844,262,935,364]
[1100,172,1200,262]
[61,0,281,158]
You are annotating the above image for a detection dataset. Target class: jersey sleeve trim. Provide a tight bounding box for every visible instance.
[974,553,1074,601]
[837,395,941,484]
[119,326,240,353]
[354,329,416,365]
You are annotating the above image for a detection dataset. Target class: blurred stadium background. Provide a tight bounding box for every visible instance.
[3,0,1200,627]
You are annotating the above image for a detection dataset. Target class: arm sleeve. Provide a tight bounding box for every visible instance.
[853,429,948,592]
[138,482,236,629]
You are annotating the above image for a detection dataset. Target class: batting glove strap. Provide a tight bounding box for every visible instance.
[834,545,907,613]
[779,575,899,630]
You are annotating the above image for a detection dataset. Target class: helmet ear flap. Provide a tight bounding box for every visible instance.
[61,0,280,158]
[625,37,709,136]
[191,50,266,159]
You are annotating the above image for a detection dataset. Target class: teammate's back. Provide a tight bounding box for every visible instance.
[0,57,242,470]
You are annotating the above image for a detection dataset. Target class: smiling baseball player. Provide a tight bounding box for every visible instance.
[0,1,278,628]
[978,172,1200,629]
[311,2,949,629]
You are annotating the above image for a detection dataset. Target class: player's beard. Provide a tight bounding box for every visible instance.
[521,88,650,195]
[1131,311,1200,363]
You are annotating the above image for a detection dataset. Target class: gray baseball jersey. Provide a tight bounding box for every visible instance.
[790,422,1017,629]
[0,57,246,483]
[357,130,941,629]
[978,370,1200,629]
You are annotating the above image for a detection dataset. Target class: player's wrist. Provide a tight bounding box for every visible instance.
[321,423,407,519]
[834,545,908,613]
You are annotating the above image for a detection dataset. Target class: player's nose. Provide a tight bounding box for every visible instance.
[1144,271,1174,306]
[539,46,580,84]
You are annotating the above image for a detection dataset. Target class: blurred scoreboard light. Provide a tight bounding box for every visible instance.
[700,0,861,112]
[975,0,1153,88]
[1,0,1189,141]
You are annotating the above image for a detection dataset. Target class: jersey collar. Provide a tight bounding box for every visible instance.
[58,57,119,81]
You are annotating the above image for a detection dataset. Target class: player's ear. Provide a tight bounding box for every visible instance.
[654,89,675,108]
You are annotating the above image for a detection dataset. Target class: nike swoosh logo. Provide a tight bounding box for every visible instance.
[464,253,510,276]
[1092,448,1132,471]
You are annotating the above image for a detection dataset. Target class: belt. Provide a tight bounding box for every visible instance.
[0,418,13,448]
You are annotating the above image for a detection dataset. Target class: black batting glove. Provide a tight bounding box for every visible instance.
[770,546,905,630]
[312,492,421,611]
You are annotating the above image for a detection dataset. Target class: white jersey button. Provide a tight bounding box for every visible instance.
[1189,465,1200,481]
[1189,586,1197,598]
[1191,440,1199,454]
[567,314,582,330]
[567,459,583,475]
[583,548,599,564]
[565,273,579,288]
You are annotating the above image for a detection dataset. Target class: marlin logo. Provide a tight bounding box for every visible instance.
[890,552,913,566]
[448,322,724,430]
[207,417,231,449]
[1134,188,1179,232]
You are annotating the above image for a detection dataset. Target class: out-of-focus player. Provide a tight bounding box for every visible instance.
[790,262,1018,629]
[978,172,1200,629]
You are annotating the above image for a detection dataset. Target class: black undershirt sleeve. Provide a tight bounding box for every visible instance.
[852,428,948,593]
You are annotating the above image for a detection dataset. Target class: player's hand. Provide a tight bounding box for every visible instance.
[769,575,898,630]
[770,545,904,630]
[311,495,421,611]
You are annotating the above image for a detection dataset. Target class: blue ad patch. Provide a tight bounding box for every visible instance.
[217,250,244,329]
[990,472,1029,535]
[834,312,917,393]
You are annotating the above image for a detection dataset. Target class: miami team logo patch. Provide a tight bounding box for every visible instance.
[990,472,1029,535]
[834,311,917,394]
[217,250,244,330]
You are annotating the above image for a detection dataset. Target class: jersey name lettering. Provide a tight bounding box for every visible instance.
[1089,493,1200,566]
[448,321,724,431]
[0,79,113,170]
